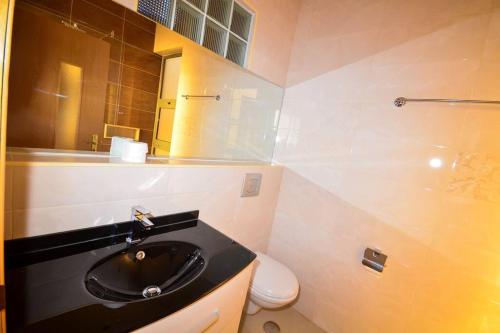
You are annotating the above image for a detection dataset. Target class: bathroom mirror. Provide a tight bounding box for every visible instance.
[6,0,283,162]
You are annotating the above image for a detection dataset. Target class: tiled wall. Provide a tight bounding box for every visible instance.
[240,0,301,87]
[18,0,162,151]
[5,163,283,253]
[270,0,500,332]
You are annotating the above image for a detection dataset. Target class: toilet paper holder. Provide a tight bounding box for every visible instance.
[362,248,387,273]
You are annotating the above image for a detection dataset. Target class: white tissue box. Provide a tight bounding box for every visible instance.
[121,141,148,163]
[110,137,133,157]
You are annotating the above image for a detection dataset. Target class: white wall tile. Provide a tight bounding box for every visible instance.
[11,166,171,210]
[6,164,283,253]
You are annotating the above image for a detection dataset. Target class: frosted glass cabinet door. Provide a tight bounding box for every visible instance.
[134,263,254,333]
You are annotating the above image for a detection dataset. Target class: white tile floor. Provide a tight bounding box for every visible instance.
[239,307,326,333]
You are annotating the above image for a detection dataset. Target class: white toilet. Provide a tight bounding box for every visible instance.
[245,252,299,315]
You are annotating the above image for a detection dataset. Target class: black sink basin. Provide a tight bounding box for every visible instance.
[6,211,256,333]
[85,241,205,302]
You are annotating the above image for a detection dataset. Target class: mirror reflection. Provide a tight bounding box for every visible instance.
[7,0,283,162]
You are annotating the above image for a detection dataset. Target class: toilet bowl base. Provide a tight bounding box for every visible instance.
[244,299,261,315]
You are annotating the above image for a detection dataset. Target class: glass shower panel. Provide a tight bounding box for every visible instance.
[168,45,283,162]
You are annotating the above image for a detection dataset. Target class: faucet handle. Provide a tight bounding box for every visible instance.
[127,206,155,245]
[131,205,154,228]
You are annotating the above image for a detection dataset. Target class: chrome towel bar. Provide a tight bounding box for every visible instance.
[182,94,221,101]
[394,97,500,107]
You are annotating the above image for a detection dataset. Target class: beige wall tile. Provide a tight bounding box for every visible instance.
[271,0,500,332]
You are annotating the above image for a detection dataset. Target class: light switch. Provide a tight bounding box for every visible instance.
[241,173,262,197]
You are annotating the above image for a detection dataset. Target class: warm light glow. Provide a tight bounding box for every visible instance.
[54,62,82,150]
[429,157,443,169]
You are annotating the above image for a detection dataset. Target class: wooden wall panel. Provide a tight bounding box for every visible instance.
[7,4,109,150]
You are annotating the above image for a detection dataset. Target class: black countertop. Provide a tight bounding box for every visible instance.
[5,211,256,333]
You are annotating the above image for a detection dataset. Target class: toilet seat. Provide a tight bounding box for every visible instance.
[251,285,298,304]
[250,252,299,303]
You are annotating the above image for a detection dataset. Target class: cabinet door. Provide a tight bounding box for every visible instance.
[135,262,254,333]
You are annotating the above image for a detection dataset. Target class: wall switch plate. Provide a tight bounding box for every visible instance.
[241,173,262,197]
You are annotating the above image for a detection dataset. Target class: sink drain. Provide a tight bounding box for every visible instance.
[263,321,280,333]
[142,286,161,298]
[135,251,146,261]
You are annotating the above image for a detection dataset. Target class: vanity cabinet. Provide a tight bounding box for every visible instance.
[6,211,256,333]
[135,263,253,333]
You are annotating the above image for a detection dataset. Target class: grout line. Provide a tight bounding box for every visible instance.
[117,105,157,115]
[110,60,161,78]
[79,0,126,20]
[123,12,157,35]
[119,84,159,96]
[21,0,68,19]
[115,101,158,114]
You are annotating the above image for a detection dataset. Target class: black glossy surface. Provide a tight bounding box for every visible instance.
[6,211,256,333]
[86,241,205,302]
[6,211,200,268]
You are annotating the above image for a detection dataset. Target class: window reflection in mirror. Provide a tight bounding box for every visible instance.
[7,0,283,162]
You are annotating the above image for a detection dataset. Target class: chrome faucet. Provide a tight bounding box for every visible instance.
[127,206,155,244]
[131,206,154,227]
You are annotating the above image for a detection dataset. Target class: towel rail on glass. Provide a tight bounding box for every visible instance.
[182,94,221,101]
[394,97,500,108]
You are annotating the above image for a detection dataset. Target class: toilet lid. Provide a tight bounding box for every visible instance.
[251,252,299,300]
